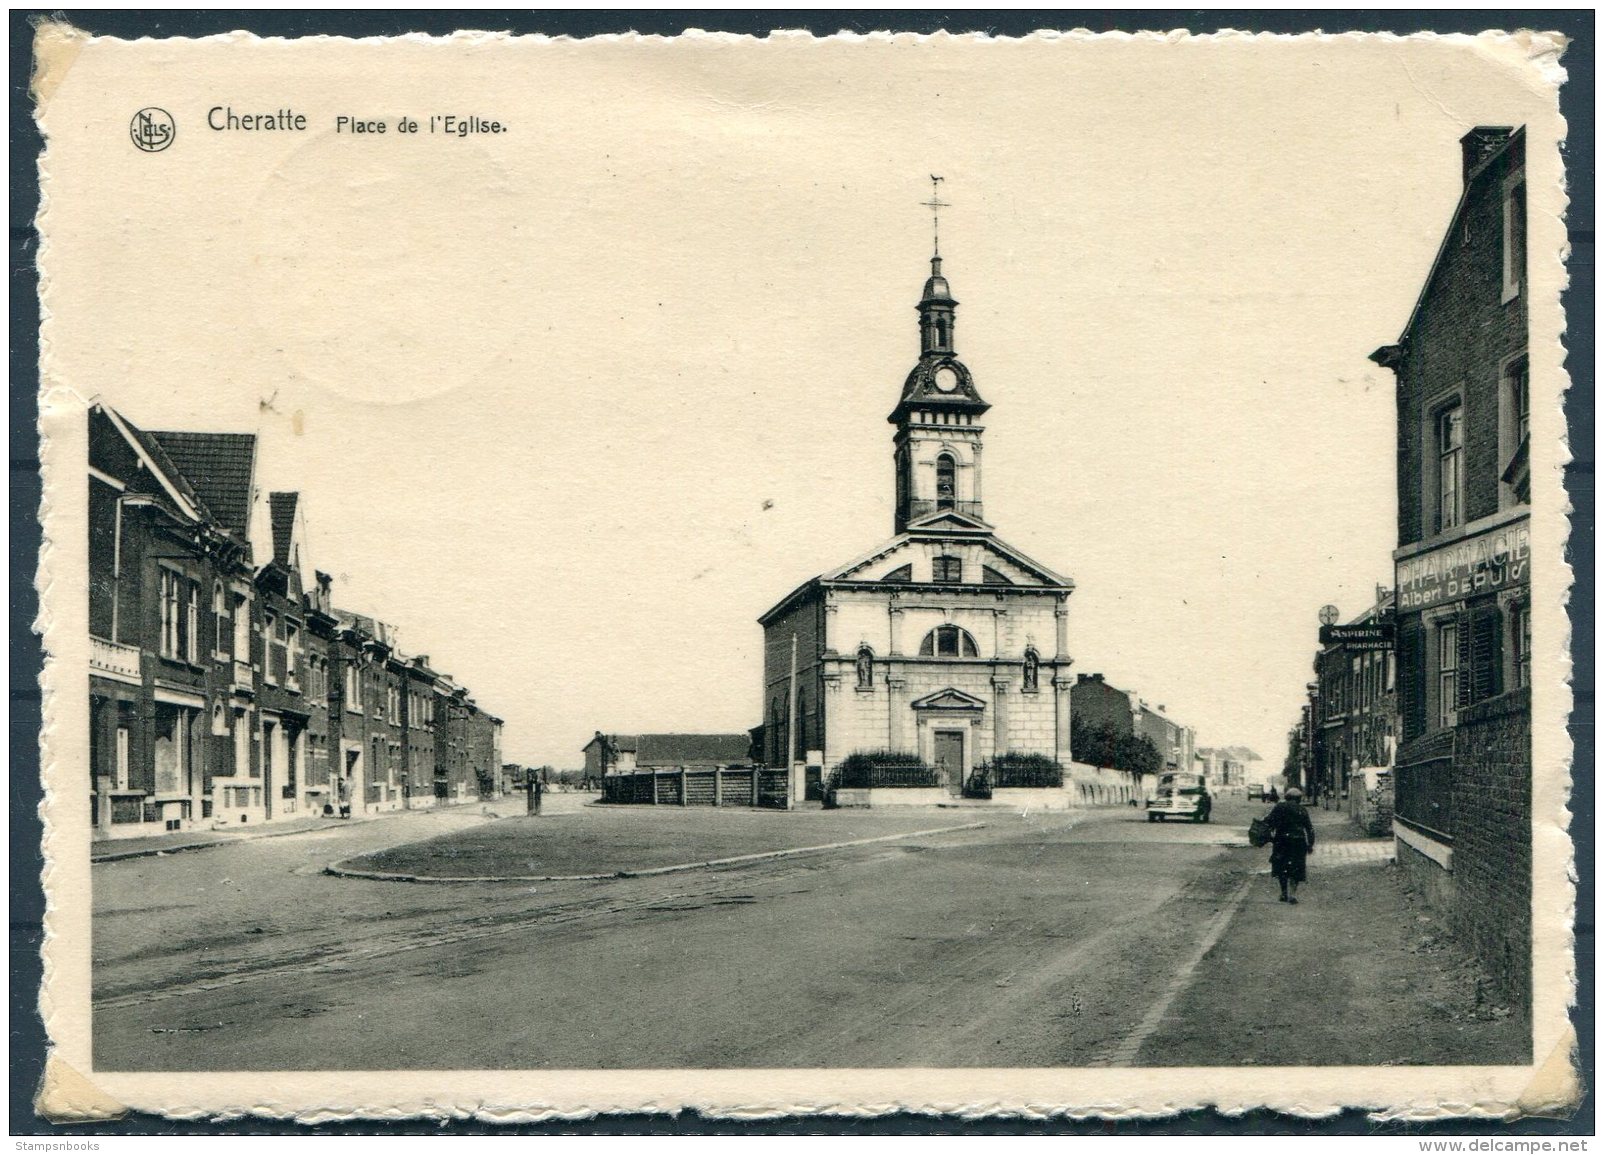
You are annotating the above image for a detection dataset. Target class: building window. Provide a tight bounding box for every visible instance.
[920,625,979,658]
[1501,356,1531,507]
[932,555,962,583]
[159,569,181,659]
[936,454,956,510]
[183,580,199,664]
[286,624,302,692]
[1502,177,1525,302]
[1512,601,1532,689]
[1437,619,1459,728]
[1436,404,1464,532]
[264,612,279,685]
[233,592,250,661]
[213,581,227,658]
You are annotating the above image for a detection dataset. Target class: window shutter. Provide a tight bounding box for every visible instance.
[1399,618,1427,742]
[1470,602,1503,703]
[1455,609,1473,710]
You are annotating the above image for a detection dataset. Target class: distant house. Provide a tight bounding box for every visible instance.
[582,732,755,780]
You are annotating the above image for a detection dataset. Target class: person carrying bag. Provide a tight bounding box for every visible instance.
[1265,786,1315,904]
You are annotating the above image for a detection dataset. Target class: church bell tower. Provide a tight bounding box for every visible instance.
[890,180,991,535]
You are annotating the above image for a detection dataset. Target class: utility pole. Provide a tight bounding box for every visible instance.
[786,633,799,810]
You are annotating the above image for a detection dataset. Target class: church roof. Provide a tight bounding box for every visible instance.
[889,355,990,424]
[758,528,1074,625]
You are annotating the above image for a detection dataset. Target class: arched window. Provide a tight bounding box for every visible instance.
[1023,647,1040,692]
[856,646,874,689]
[920,625,979,658]
[936,454,956,510]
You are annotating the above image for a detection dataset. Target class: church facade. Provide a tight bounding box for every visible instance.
[758,251,1075,797]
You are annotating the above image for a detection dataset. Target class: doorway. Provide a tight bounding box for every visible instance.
[933,729,965,794]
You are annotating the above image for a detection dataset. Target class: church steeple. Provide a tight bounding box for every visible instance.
[889,188,991,535]
[919,254,957,355]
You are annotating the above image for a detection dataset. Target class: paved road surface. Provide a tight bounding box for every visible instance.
[92,797,1521,1070]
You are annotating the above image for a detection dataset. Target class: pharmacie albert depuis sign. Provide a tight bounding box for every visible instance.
[1396,521,1531,611]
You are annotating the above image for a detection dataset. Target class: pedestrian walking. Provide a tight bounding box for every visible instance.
[1266,786,1315,904]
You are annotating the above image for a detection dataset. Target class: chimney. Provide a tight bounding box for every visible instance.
[1460,126,1513,184]
[1077,673,1091,684]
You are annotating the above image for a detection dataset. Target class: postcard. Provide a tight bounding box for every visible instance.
[31,23,1577,1122]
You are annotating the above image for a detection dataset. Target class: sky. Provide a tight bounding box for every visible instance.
[42,31,1557,768]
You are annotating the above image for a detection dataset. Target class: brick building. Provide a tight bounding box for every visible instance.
[1070,672,1196,792]
[89,400,507,837]
[1307,591,1399,825]
[1369,125,1532,1004]
[89,404,258,837]
[756,249,1076,800]
[583,732,754,781]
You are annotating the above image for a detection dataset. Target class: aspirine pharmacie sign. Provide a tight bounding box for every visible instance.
[1396,521,1530,611]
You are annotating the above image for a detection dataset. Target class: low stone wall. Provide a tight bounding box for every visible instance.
[992,786,1081,811]
[833,787,952,808]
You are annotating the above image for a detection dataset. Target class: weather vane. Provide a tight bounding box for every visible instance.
[921,175,949,256]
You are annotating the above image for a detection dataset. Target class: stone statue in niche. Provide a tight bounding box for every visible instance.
[1023,648,1039,692]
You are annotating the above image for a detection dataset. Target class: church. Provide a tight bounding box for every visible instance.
[757,240,1076,799]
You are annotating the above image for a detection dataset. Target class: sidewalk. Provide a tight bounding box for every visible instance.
[1135,844,1529,1066]
[90,799,510,864]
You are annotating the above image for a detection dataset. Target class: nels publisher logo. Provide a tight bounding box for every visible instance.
[129,107,175,153]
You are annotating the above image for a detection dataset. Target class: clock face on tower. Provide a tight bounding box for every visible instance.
[933,366,959,393]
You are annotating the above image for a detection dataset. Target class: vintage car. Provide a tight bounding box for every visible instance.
[1146,771,1212,823]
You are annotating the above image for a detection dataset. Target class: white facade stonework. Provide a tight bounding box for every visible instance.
[758,251,1075,794]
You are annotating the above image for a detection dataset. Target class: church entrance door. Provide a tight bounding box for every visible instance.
[933,730,965,795]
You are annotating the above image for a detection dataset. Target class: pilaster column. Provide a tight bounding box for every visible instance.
[1053,676,1073,764]
[1055,597,1071,659]
[888,597,904,656]
[991,677,1010,758]
[887,676,907,751]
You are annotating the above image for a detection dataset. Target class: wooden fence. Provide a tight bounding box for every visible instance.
[600,768,789,810]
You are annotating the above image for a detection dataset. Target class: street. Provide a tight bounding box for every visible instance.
[91,796,1526,1071]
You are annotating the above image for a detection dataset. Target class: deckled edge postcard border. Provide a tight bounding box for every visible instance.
[28,22,1580,1124]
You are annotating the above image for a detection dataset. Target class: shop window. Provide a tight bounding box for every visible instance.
[1436,618,1459,728]
[1513,602,1532,689]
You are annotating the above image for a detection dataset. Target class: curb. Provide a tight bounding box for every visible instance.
[324,821,989,884]
[91,802,504,865]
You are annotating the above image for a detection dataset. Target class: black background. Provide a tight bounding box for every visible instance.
[10,8,1594,1139]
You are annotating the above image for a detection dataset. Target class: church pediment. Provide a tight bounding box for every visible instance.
[905,509,991,533]
[910,687,988,711]
[820,531,1073,590]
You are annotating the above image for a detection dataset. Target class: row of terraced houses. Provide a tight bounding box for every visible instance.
[87,402,503,840]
